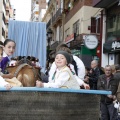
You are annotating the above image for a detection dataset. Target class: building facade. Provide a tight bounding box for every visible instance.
[93,0,120,67]
[42,0,104,67]
[64,0,101,67]
[42,0,63,61]
[31,0,39,22]
[0,0,14,42]
[31,0,47,22]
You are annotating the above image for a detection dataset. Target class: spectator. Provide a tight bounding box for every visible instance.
[0,46,12,90]
[113,64,120,101]
[88,60,104,90]
[84,67,90,84]
[97,65,118,120]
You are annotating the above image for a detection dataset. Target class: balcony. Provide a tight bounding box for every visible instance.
[13,9,16,14]
[2,21,6,31]
[65,0,83,24]
[6,28,8,36]
[56,8,62,22]
[47,19,51,29]
[50,41,60,50]
[52,14,56,23]
[6,2,10,11]
[92,0,116,8]
[33,16,39,21]
[33,4,39,12]
[5,15,9,24]
[52,8,62,26]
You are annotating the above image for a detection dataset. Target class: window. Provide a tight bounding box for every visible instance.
[73,20,79,35]
[106,14,120,39]
[91,17,100,33]
[65,28,70,38]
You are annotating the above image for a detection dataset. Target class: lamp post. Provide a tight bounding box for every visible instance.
[47,29,53,47]
[47,29,53,60]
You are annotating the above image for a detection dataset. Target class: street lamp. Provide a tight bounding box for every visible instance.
[47,29,53,39]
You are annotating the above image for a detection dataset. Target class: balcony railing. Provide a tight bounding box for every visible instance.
[56,8,62,20]
[51,8,62,25]
[5,16,9,23]
[46,19,51,28]
[52,14,56,23]
[50,41,60,50]
[6,2,9,11]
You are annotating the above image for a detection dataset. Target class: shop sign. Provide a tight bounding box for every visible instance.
[111,41,120,51]
[84,35,98,49]
[65,34,74,43]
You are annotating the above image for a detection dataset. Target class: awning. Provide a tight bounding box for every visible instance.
[93,0,118,8]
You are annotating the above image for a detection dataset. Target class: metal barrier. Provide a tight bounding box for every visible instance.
[0,87,111,120]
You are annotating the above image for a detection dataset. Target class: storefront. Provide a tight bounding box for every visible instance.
[93,0,120,66]
[65,33,99,67]
[103,39,120,65]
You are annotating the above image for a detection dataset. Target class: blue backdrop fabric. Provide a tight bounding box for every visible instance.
[8,20,46,72]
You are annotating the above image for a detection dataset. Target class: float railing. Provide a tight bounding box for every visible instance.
[0,87,111,120]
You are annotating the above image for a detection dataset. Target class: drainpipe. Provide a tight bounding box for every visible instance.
[99,10,103,67]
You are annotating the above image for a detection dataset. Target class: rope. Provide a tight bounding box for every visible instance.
[14,63,31,77]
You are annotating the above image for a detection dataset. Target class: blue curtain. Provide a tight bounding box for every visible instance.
[8,20,46,72]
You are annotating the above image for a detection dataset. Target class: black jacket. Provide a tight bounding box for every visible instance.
[89,67,102,90]
[97,74,118,104]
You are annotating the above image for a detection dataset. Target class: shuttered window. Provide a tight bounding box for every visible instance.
[91,17,100,33]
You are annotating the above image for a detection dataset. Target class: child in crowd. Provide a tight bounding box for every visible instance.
[36,51,80,89]
[0,46,12,90]
[48,44,89,89]
[49,43,85,80]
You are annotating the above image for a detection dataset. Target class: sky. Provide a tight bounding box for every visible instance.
[10,0,31,21]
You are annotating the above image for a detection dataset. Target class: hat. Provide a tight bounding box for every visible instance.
[55,51,72,64]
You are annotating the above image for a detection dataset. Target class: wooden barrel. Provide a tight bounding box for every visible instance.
[0,87,111,120]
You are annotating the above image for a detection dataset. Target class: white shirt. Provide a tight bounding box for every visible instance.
[0,76,9,87]
[3,51,12,66]
[49,55,85,81]
[73,55,85,80]
[3,51,8,57]
[44,66,81,89]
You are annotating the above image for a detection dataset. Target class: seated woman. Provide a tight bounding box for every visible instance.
[1,39,16,73]
[36,51,87,89]
[0,46,12,90]
[0,39,22,87]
